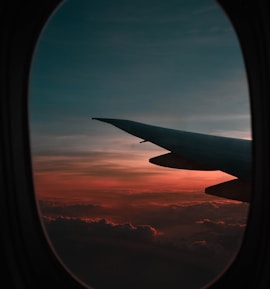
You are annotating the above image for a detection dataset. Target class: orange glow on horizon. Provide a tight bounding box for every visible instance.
[33,165,234,205]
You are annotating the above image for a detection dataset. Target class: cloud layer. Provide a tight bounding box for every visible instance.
[41,200,249,289]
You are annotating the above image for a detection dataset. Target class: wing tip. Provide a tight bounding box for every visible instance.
[92,117,111,123]
[92,117,126,127]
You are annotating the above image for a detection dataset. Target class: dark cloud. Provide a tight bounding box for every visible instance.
[44,217,214,289]
[45,217,157,243]
[39,198,249,229]
[40,200,249,289]
[194,218,246,252]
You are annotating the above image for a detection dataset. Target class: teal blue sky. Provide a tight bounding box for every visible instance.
[29,0,250,157]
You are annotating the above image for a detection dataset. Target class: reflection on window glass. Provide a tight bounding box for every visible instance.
[30,0,251,288]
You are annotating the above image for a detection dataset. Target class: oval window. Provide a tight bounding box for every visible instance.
[30,1,251,288]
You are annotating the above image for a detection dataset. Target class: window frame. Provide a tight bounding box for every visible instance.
[1,0,270,288]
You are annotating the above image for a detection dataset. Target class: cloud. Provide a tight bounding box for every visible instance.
[194,217,246,251]
[45,217,158,243]
[39,199,249,231]
[188,239,224,258]
[41,200,249,289]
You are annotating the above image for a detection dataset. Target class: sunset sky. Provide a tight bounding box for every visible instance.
[30,0,250,203]
[29,1,251,288]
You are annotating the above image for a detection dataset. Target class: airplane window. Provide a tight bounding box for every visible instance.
[29,0,251,288]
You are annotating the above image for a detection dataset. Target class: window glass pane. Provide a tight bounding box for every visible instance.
[30,1,251,288]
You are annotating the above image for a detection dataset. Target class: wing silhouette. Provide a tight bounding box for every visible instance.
[93,118,251,202]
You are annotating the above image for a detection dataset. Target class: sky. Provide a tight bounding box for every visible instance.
[29,0,251,288]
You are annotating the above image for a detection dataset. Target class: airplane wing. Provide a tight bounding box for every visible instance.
[93,118,252,202]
